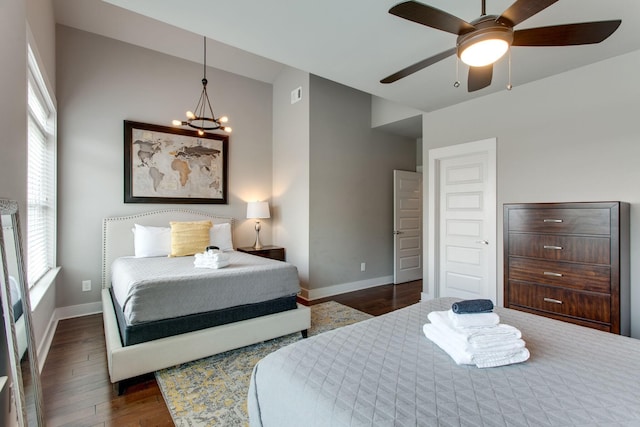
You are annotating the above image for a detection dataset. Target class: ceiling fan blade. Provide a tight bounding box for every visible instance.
[468,65,493,92]
[381,47,456,84]
[497,0,559,27]
[389,1,475,36]
[513,21,622,46]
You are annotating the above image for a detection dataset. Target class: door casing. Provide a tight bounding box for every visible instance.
[425,138,497,302]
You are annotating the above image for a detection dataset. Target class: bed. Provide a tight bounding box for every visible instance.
[101,208,311,386]
[248,297,640,426]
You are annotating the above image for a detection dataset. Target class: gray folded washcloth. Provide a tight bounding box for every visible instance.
[451,299,494,314]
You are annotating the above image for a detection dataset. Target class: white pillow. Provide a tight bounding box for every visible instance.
[209,222,234,251]
[133,224,171,257]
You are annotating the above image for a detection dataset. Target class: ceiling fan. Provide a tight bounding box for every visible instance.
[381,0,621,92]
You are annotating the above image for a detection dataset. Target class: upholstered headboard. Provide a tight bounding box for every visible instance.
[101,209,234,288]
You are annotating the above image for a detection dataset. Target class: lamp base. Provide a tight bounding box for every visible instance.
[253,221,263,249]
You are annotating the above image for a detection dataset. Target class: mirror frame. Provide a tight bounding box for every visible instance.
[0,199,45,426]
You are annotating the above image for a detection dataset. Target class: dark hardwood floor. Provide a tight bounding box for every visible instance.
[308,279,423,315]
[40,280,422,426]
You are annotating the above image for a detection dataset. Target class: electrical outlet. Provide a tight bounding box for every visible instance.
[82,280,91,292]
[361,262,366,272]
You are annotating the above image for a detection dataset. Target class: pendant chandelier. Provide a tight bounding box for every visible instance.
[172,37,231,135]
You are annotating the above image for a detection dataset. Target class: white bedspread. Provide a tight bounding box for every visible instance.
[111,250,299,325]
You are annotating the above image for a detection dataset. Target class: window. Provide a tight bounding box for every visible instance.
[27,45,56,288]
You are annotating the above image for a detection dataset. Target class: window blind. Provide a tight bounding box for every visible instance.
[27,45,56,288]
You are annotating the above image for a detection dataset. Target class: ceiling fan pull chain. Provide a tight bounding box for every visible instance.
[507,49,513,91]
[453,57,461,88]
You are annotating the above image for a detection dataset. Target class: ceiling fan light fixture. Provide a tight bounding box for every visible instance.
[457,25,513,67]
[460,38,509,66]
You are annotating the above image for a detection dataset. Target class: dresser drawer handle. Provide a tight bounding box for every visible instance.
[543,245,563,250]
[543,297,563,304]
[543,219,563,223]
[543,272,563,277]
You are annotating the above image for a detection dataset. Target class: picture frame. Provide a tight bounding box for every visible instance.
[124,120,228,204]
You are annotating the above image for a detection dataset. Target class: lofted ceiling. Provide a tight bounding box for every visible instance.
[55,0,640,117]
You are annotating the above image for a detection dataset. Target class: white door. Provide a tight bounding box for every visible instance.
[393,170,423,284]
[427,139,496,303]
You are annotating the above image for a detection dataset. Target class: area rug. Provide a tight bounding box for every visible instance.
[155,302,372,426]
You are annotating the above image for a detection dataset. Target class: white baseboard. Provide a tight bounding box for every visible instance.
[55,301,103,320]
[299,275,394,301]
[36,310,57,373]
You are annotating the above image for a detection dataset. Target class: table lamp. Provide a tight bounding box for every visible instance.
[246,201,270,249]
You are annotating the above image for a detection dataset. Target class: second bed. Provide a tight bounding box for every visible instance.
[101,208,311,386]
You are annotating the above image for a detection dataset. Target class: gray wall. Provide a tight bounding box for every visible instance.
[309,76,416,291]
[56,26,273,307]
[422,49,640,338]
[1,1,27,208]
[272,67,311,287]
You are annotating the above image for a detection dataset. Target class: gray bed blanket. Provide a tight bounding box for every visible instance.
[111,250,299,325]
[249,297,640,426]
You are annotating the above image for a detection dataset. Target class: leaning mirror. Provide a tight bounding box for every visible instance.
[0,199,45,426]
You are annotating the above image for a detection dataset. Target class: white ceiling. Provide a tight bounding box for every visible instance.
[55,0,640,115]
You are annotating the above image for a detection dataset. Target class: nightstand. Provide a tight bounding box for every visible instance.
[237,245,286,261]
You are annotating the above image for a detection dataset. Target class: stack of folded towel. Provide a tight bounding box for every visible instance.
[423,299,530,368]
[194,249,230,269]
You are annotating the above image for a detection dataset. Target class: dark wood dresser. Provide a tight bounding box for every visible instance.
[503,202,630,335]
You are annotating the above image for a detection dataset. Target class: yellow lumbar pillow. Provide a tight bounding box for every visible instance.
[169,220,212,257]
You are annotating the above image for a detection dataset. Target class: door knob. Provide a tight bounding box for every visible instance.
[476,240,489,245]
[393,230,403,235]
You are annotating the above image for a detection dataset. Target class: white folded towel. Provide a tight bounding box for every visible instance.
[424,309,529,368]
[473,348,530,368]
[447,309,500,328]
[195,260,229,269]
[470,338,526,353]
[423,320,525,356]
[195,251,230,262]
[194,250,230,269]
[426,323,526,354]
[423,323,530,368]
[428,311,521,345]
[423,323,472,365]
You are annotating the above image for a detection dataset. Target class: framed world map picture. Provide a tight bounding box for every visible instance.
[124,120,228,204]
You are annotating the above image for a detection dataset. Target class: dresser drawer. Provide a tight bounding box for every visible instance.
[508,282,611,323]
[507,208,610,235]
[508,257,610,293]
[508,234,610,264]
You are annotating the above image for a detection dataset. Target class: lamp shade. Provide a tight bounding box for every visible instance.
[247,201,270,219]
